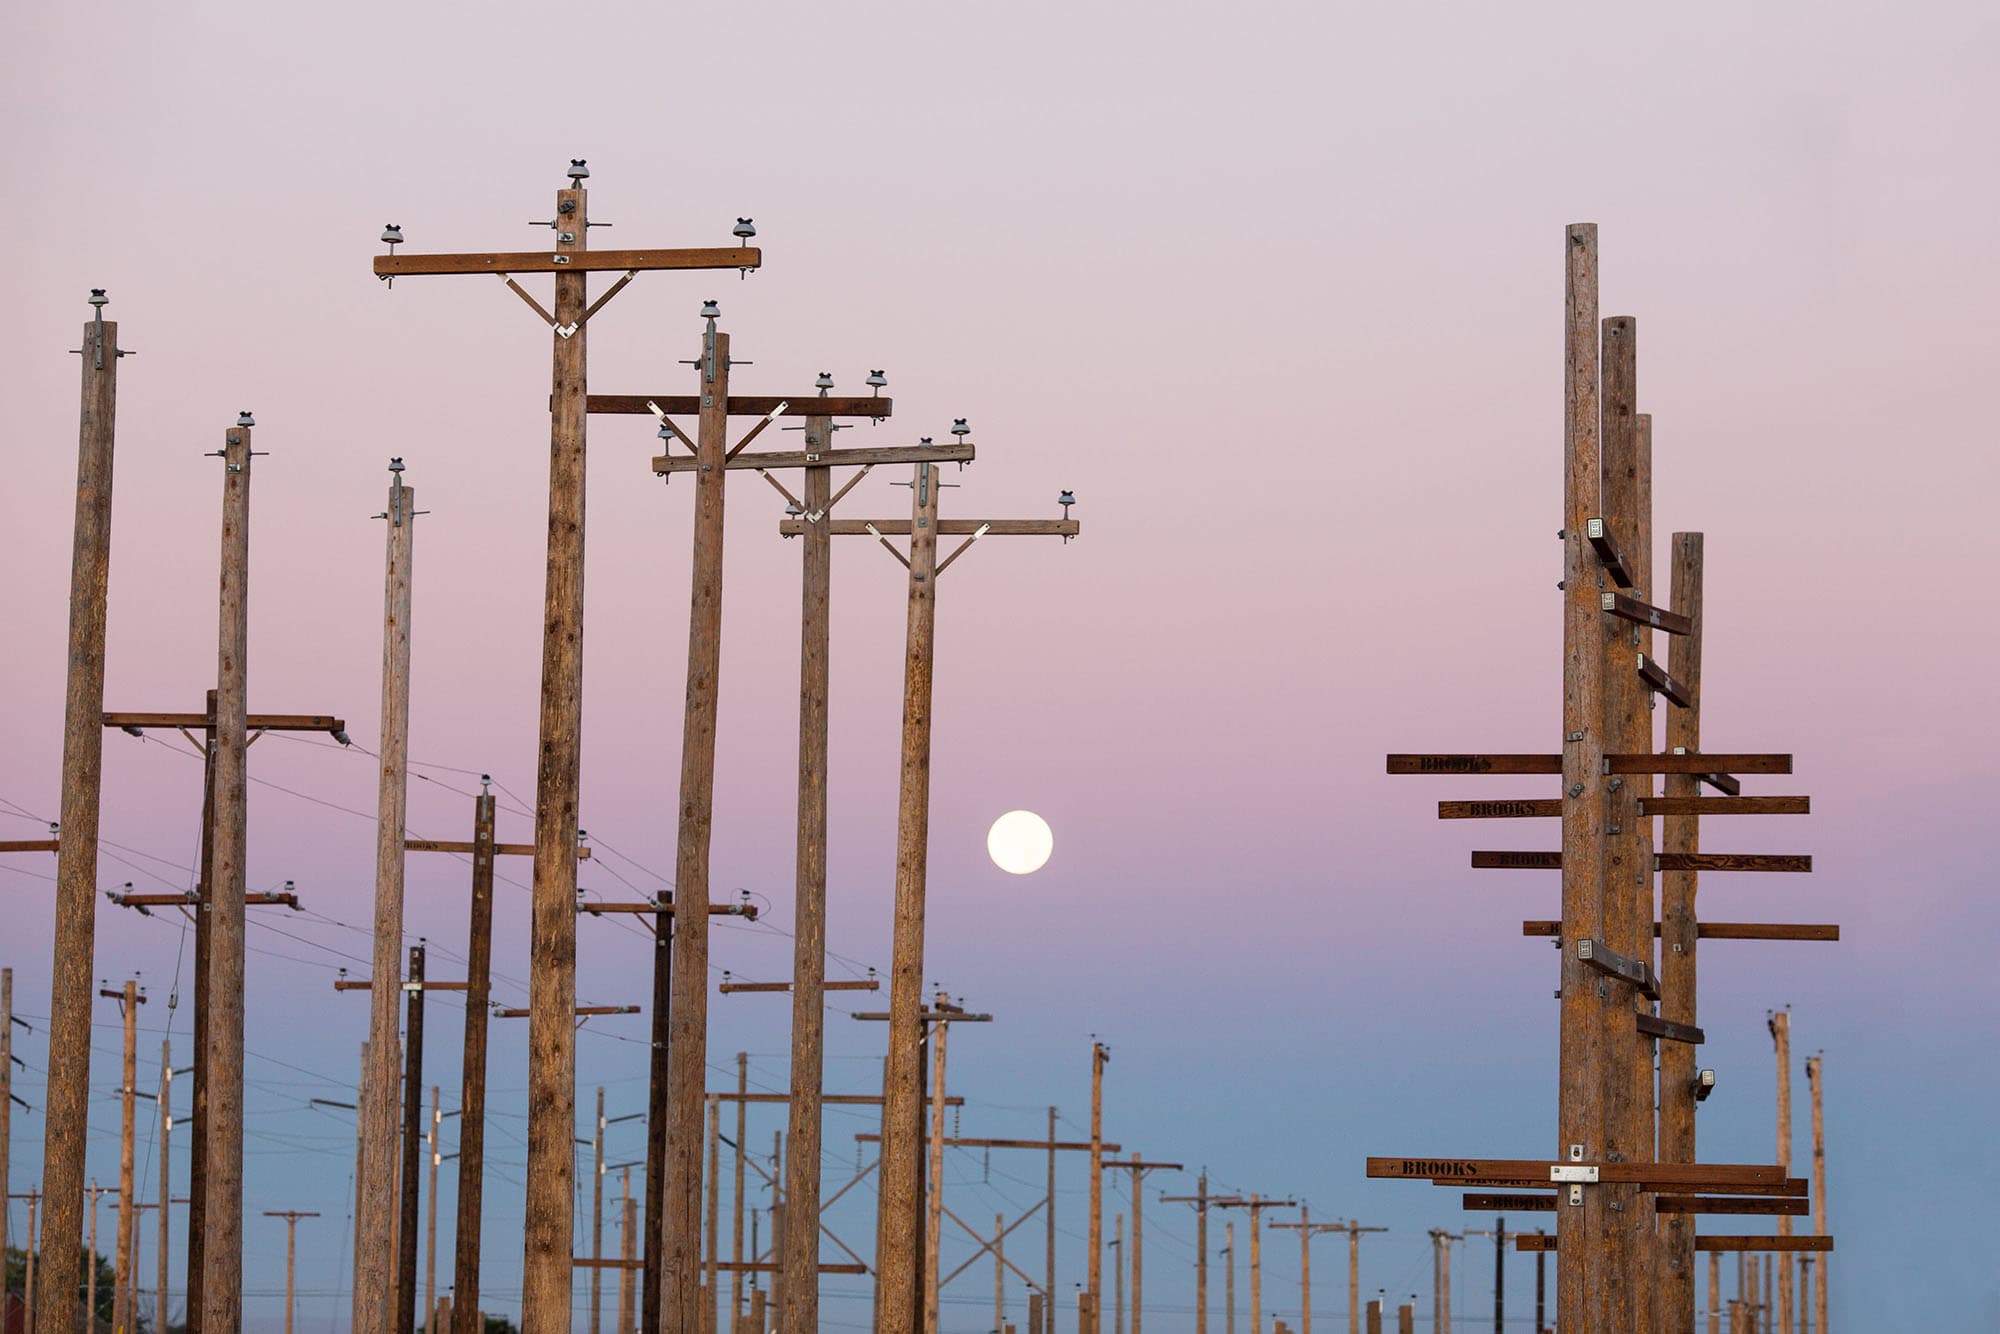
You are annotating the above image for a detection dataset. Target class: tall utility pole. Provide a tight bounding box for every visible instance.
[591,1084,607,1334]
[1223,1221,1236,1334]
[1212,1196,1296,1334]
[1771,1010,1794,1334]
[1656,529,1706,1334]
[1424,1231,1460,1334]
[396,943,429,1334]
[1102,1153,1182,1334]
[102,980,148,1334]
[1270,1206,1350,1334]
[1111,1214,1123,1334]
[359,457,419,1334]
[39,288,125,1334]
[264,1211,320,1334]
[1806,1054,1827,1334]
[1163,1173,1215,1334]
[160,1039,173,1333]
[426,1084,441,1324]
[0,968,12,1294]
[1087,1042,1109,1326]
[201,409,257,1334]
[617,1168,636,1334]
[1326,1221,1387,1334]
[793,462,1074,1330]
[373,164,759,1333]
[925,997,952,1334]
[1049,1108,1060,1334]
[449,785,497,1334]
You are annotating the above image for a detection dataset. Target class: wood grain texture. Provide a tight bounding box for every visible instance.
[40,317,119,1334]
[664,325,730,1333]
[655,441,975,475]
[1521,921,1838,942]
[779,516,1074,537]
[780,419,833,1333]
[521,185,588,1333]
[357,477,417,1334]
[592,393,888,418]
[1638,796,1807,816]
[1601,591,1693,635]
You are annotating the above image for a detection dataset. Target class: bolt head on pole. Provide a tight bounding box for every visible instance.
[733,217,757,240]
[87,288,109,309]
[567,159,590,183]
[236,411,255,427]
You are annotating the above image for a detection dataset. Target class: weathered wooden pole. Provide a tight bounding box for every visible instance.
[1770,1010,1793,1333]
[924,997,952,1333]
[188,689,218,1330]
[1599,320,1657,1325]
[995,1210,1007,1334]
[1706,1254,1720,1334]
[1196,1175,1210,1334]
[264,1212,318,1334]
[1112,1214,1124,1334]
[592,1084,606,1334]
[90,1181,104,1325]
[618,1170,636,1334]
[426,1084,440,1323]
[200,412,254,1334]
[1657,531,1705,1334]
[0,969,11,1281]
[1555,223,1606,1334]
[38,292,122,1334]
[732,1054,748,1327]
[1297,1207,1312,1334]
[359,458,419,1334]
[396,944,429,1334]
[1806,1054,1826,1334]
[706,1095,722,1333]
[114,981,142,1334]
[642,893,672,1334]
[1224,1221,1236,1334]
[1247,1197,1263,1334]
[24,1189,38,1334]
[665,310,732,1334]
[779,411,835,1333]
[453,790,497,1334]
[1087,1042,1107,1319]
[354,1041,369,1305]
[874,458,944,1334]
[1346,1225,1361,1334]
[522,174,591,1333]
[160,1038,173,1332]
[1046,1108,1059,1334]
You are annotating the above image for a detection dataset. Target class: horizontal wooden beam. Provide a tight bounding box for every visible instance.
[1437,800,1561,820]
[1637,796,1809,816]
[1462,1193,1806,1216]
[108,892,298,909]
[713,1092,961,1106]
[856,1135,1118,1153]
[0,839,59,853]
[719,979,879,993]
[374,247,760,277]
[1601,591,1692,635]
[1699,771,1743,796]
[1584,518,1634,588]
[1366,1158,1786,1187]
[850,1010,991,1023]
[778,518,1079,537]
[1516,1234,1829,1253]
[590,394,890,419]
[1472,852,1811,873]
[1522,921,1839,942]
[1388,754,1790,776]
[576,901,755,918]
[654,442,974,475]
[1577,938,1657,1001]
[1637,1012,1704,1044]
[1436,1176,1807,1198]
[406,838,591,860]
[333,980,469,992]
[493,1005,638,1018]
[572,1257,865,1274]
[1638,654,1693,708]
[105,712,345,733]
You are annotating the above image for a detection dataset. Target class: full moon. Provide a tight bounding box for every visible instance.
[986,810,1055,875]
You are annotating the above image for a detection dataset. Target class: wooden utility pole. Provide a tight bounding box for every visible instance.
[0,968,11,1295]
[1212,1196,1295,1334]
[160,1038,173,1334]
[1271,1206,1351,1334]
[39,289,124,1334]
[1223,1221,1236,1334]
[90,1180,108,1326]
[1657,530,1706,1334]
[1048,1108,1059,1334]
[201,410,256,1334]
[787,463,1072,1330]
[1326,1221,1387,1334]
[588,1084,607,1334]
[618,1169,636,1334]
[645,891,672,1334]
[1425,1231,1459,1334]
[1102,1154,1182,1334]
[396,943,429,1334]
[925,999,951,1334]
[995,1210,1008,1334]
[1111,1214,1123,1334]
[264,1211,320,1334]
[1163,1173,1215,1334]
[733,1054,749,1329]
[1806,1054,1827,1334]
[1771,1010,1794,1334]
[374,165,759,1334]
[102,980,147,1334]
[708,1095,722,1333]
[359,457,419,1334]
[1089,1042,1108,1322]
[426,1084,441,1324]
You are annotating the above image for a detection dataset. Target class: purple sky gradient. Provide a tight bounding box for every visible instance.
[3,3,1997,1329]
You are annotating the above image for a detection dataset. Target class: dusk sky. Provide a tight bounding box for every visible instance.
[4,4,1996,1331]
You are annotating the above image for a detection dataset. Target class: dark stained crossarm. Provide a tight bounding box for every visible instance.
[373,247,760,276]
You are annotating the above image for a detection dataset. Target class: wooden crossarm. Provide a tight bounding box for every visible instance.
[653,441,974,474]
[1366,1158,1787,1187]
[405,838,591,859]
[591,394,889,418]
[1443,796,1808,817]
[1602,591,1693,634]
[1388,753,1790,775]
[782,518,1077,537]
[1639,654,1694,707]
[1636,1012,1704,1044]
[0,839,60,853]
[1521,920,1838,941]
[852,1134,1118,1153]
[494,1005,637,1018]
[1516,1234,1830,1253]
[1584,517,1635,587]
[374,246,759,276]
[105,711,345,732]
[1473,851,1811,873]
[1577,938,1658,1000]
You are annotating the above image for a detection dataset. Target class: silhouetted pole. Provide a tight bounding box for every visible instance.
[426,1085,440,1322]
[1806,1054,1827,1334]
[359,459,418,1334]
[642,893,672,1334]
[1047,1108,1059,1334]
[397,944,428,1334]
[1771,1010,1794,1334]
[454,790,497,1334]
[39,291,123,1334]
[589,1084,606,1334]
[189,690,218,1331]
[1162,1174,1213,1334]
[732,1054,748,1328]
[264,1211,319,1334]
[160,1039,172,1332]
[0,969,11,1288]
[925,1000,952,1333]
[1224,1222,1236,1334]
[201,412,256,1334]
[108,980,147,1334]
[1088,1042,1108,1319]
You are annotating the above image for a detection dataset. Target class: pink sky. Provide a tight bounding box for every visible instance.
[3,3,1997,1329]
